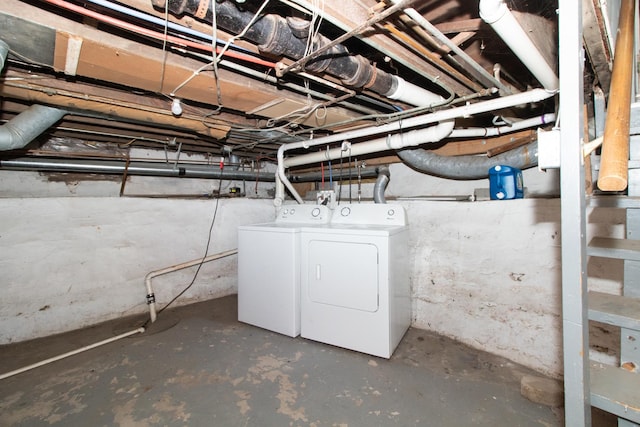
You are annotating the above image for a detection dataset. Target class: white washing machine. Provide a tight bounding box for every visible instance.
[300,204,410,358]
[237,204,331,337]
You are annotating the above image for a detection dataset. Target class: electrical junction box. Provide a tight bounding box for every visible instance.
[537,128,561,170]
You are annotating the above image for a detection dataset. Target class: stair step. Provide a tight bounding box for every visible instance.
[588,237,640,260]
[590,362,640,424]
[587,195,640,209]
[589,291,640,330]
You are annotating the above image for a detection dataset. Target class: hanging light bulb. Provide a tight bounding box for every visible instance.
[171,98,183,116]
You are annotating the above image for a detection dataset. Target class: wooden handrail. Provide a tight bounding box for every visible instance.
[598,0,636,191]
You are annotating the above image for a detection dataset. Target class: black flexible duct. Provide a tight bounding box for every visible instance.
[396,142,538,180]
[151,0,396,95]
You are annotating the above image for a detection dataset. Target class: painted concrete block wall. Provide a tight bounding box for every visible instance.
[0,161,624,377]
[405,199,624,377]
[0,197,276,344]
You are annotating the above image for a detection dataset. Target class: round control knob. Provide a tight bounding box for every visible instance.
[289,208,295,215]
[283,209,289,215]
[341,207,351,216]
[311,207,321,217]
[387,209,395,217]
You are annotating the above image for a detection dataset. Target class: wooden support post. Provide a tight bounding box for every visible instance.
[598,0,635,191]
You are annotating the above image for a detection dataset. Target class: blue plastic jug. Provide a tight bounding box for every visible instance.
[489,165,523,200]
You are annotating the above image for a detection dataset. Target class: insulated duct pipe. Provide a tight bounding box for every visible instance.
[373,166,390,204]
[0,39,8,71]
[479,0,559,92]
[0,105,67,151]
[397,141,538,180]
[152,0,445,107]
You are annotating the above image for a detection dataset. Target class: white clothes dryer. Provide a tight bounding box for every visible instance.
[237,204,331,337]
[300,204,410,358]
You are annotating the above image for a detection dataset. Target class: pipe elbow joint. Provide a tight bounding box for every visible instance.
[479,0,508,24]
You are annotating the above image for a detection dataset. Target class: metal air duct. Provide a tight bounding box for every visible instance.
[0,105,67,151]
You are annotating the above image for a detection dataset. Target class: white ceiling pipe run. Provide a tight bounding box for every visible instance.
[284,88,553,151]
[479,0,559,92]
[449,113,556,138]
[384,76,446,107]
[274,88,554,205]
[390,0,511,94]
[283,113,555,168]
[284,121,454,168]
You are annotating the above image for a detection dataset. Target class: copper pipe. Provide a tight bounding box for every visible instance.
[598,0,635,191]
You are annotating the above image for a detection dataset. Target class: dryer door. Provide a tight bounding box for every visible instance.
[307,239,379,312]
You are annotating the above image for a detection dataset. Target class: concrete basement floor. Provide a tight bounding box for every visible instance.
[0,295,611,426]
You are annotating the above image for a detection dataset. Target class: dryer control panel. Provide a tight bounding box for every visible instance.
[331,204,406,226]
[276,204,332,224]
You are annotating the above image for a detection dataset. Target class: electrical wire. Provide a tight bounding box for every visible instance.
[155,171,223,317]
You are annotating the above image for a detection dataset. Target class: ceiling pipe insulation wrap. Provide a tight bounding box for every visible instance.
[151,0,445,107]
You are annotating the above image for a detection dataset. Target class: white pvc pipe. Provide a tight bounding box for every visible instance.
[385,76,445,107]
[449,113,556,138]
[284,113,555,168]
[0,327,145,380]
[274,88,555,205]
[144,249,238,323]
[284,121,454,168]
[479,0,559,92]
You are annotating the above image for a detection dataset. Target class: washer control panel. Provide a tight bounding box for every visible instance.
[276,204,331,224]
[331,204,406,226]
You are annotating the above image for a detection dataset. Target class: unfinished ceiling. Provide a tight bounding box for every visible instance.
[0,0,609,178]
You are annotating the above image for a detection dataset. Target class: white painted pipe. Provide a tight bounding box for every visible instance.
[0,327,145,380]
[144,249,238,323]
[385,76,445,107]
[449,113,556,138]
[479,0,559,92]
[273,88,555,205]
[283,88,553,152]
[284,121,454,168]
[283,113,554,168]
